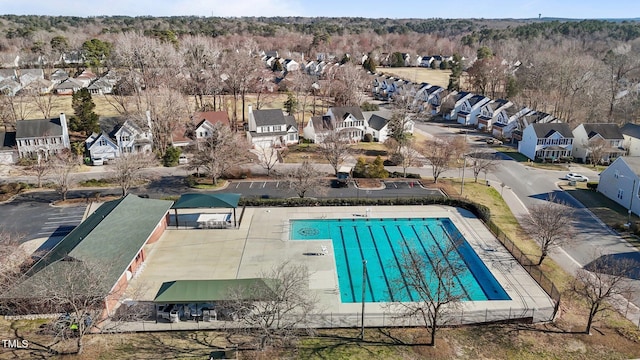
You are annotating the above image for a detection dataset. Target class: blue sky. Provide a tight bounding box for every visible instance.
[3,0,640,19]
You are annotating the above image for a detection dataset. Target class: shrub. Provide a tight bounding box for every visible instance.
[79,178,113,187]
[586,182,598,191]
[162,146,181,167]
[361,102,379,111]
[363,133,373,142]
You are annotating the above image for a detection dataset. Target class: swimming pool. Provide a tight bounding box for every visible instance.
[291,217,510,303]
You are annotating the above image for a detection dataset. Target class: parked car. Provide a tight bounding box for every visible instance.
[486,138,503,145]
[565,173,589,182]
[91,157,104,166]
[178,155,188,165]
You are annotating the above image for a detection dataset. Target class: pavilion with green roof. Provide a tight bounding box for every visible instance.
[171,193,241,228]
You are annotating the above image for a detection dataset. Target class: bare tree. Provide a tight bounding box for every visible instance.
[387,138,422,178]
[285,161,326,198]
[7,259,128,356]
[221,42,261,129]
[332,63,368,107]
[254,146,281,176]
[191,123,249,185]
[583,137,608,166]
[318,130,351,176]
[24,151,52,188]
[390,239,466,347]
[31,92,56,119]
[225,261,317,350]
[519,197,576,265]
[50,150,78,201]
[0,230,29,298]
[145,86,190,157]
[571,256,636,334]
[421,136,466,183]
[468,152,498,182]
[110,153,155,196]
[603,44,640,121]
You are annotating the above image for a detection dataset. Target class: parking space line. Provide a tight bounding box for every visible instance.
[249,182,254,189]
[276,181,279,188]
[48,215,83,220]
[44,220,81,224]
[235,183,240,189]
[262,182,266,188]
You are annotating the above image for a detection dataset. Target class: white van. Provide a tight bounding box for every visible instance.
[92,158,104,166]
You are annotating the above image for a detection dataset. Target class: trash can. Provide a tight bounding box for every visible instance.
[569,180,576,186]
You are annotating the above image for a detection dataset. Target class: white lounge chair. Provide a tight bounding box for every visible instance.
[321,245,329,255]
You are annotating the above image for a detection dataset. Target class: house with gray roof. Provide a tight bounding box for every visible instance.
[49,68,69,84]
[1,194,173,316]
[621,123,640,156]
[15,113,70,159]
[491,105,531,140]
[363,109,414,143]
[572,123,625,164]
[456,94,491,126]
[0,78,21,95]
[55,78,83,95]
[598,157,640,218]
[518,123,573,161]
[0,131,17,164]
[86,114,153,161]
[477,99,513,131]
[247,106,298,148]
[443,91,474,120]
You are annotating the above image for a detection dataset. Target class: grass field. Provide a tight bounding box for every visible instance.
[378,67,451,87]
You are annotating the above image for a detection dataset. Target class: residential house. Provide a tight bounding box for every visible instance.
[597,157,640,217]
[443,91,474,120]
[49,69,69,84]
[283,59,299,72]
[420,56,434,67]
[0,131,17,164]
[87,79,114,95]
[572,123,625,164]
[0,69,17,82]
[511,110,558,142]
[491,106,530,140]
[621,123,640,156]
[18,68,44,87]
[60,50,84,65]
[517,123,573,161]
[477,99,513,131]
[304,106,367,143]
[0,194,172,317]
[75,69,97,87]
[171,111,231,147]
[15,113,70,158]
[247,106,298,148]
[0,78,21,95]
[456,94,491,126]
[363,109,414,143]
[18,78,54,95]
[86,115,154,160]
[55,78,83,95]
[413,84,444,114]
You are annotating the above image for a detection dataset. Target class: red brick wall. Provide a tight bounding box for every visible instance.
[146,213,169,245]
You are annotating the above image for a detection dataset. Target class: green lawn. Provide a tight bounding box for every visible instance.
[494,147,569,170]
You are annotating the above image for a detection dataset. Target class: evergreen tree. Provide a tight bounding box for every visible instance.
[369,156,388,178]
[363,57,377,73]
[283,91,298,115]
[81,38,112,68]
[447,53,463,91]
[70,88,99,136]
[390,52,405,67]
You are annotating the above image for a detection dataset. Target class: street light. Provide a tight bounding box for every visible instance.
[620,175,636,226]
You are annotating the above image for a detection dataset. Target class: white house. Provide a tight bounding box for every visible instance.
[85,132,119,162]
[597,157,640,218]
[283,59,299,72]
[443,91,474,120]
[172,111,231,148]
[86,115,153,161]
[247,106,298,148]
[477,99,512,131]
[621,123,640,156]
[304,106,367,143]
[572,123,625,164]
[414,83,445,114]
[511,110,558,142]
[363,110,414,143]
[456,94,492,126]
[15,113,70,159]
[517,123,573,161]
[491,106,530,140]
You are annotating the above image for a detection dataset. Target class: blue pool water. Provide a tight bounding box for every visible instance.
[291,218,510,303]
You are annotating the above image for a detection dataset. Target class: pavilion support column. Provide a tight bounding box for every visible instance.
[175,209,179,229]
[233,208,237,228]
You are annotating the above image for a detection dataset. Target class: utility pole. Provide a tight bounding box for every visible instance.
[460,130,467,196]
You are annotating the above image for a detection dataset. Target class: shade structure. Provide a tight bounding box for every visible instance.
[153,279,277,303]
[171,193,241,228]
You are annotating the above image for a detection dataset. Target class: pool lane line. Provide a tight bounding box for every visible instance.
[382,225,415,302]
[418,225,471,301]
[352,226,376,302]
[367,225,395,302]
[338,226,357,302]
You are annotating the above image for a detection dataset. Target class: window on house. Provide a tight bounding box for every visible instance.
[121,135,130,142]
[618,188,624,200]
[98,139,106,146]
[273,125,282,132]
[123,147,132,153]
[615,170,619,179]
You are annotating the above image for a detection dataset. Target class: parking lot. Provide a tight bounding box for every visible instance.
[223,179,443,199]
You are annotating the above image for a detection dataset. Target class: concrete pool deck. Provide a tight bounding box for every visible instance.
[125,205,555,327]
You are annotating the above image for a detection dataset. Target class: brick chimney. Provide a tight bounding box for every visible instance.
[59,113,70,148]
